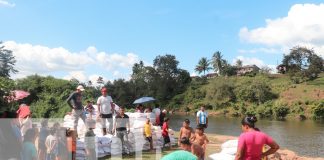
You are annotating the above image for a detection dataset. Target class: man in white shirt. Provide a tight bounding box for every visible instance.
[97,87,114,135]
[196,106,208,128]
[152,104,161,125]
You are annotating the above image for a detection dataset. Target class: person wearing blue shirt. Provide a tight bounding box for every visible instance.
[196,106,208,128]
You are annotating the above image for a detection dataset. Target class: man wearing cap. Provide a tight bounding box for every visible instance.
[67,85,86,133]
[97,87,114,135]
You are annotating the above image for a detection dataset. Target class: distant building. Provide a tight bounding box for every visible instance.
[276,64,287,74]
[237,65,260,76]
[190,76,199,79]
[206,73,218,79]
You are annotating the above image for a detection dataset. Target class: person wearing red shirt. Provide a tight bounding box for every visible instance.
[235,116,279,160]
[162,117,172,149]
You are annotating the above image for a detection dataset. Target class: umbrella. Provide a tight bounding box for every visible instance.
[133,97,156,104]
[13,90,30,100]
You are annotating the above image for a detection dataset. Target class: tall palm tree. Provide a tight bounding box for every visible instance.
[212,51,225,75]
[195,57,211,75]
[236,59,243,68]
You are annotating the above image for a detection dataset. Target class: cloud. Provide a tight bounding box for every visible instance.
[233,56,265,67]
[0,0,15,7]
[96,52,139,71]
[63,71,88,82]
[3,41,140,81]
[4,41,93,77]
[239,3,324,56]
[190,72,198,77]
[238,48,281,54]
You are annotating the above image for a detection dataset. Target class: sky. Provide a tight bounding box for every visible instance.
[1,0,324,84]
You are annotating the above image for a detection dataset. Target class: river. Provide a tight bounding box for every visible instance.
[169,114,324,158]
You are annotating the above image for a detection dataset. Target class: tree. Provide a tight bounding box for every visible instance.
[0,77,15,111]
[236,59,243,68]
[282,46,324,82]
[260,66,272,75]
[97,76,104,85]
[222,62,237,76]
[87,80,93,86]
[153,55,179,75]
[211,51,228,76]
[195,57,211,75]
[0,42,18,78]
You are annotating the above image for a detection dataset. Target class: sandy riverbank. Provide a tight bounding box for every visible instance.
[174,132,324,160]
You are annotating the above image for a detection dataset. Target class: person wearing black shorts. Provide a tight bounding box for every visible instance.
[113,107,131,154]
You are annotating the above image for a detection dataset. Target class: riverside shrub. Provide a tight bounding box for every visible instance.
[273,103,290,119]
[312,102,324,119]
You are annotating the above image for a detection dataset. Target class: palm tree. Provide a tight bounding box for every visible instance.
[195,57,211,75]
[236,59,243,68]
[212,51,225,76]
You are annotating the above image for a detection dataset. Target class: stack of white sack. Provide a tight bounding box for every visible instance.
[76,139,86,160]
[63,110,177,157]
[209,139,238,160]
[75,134,113,159]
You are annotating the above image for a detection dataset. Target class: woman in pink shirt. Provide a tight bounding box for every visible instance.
[235,116,280,160]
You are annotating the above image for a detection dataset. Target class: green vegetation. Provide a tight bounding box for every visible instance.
[1,42,323,120]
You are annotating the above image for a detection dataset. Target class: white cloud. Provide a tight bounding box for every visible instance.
[4,41,93,77]
[190,72,198,77]
[63,71,88,82]
[96,52,139,71]
[233,56,265,67]
[238,48,281,54]
[239,3,324,56]
[0,0,15,7]
[3,41,140,80]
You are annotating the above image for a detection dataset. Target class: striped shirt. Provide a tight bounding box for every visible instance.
[197,111,208,124]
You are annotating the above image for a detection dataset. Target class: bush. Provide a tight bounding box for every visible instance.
[257,101,273,118]
[239,105,247,116]
[312,102,324,119]
[206,79,235,105]
[291,105,304,114]
[273,102,290,119]
[245,105,257,116]
[235,77,276,104]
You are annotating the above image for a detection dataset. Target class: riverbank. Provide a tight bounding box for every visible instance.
[172,111,318,121]
[174,132,324,160]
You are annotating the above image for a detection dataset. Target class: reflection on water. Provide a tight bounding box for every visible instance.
[169,114,324,157]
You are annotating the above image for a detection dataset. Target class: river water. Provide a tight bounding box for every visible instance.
[169,114,324,158]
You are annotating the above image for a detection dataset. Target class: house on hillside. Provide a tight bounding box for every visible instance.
[276,64,287,74]
[206,73,218,79]
[237,65,260,76]
[190,76,199,79]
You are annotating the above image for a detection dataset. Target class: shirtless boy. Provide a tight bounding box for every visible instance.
[180,137,204,160]
[178,119,194,146]
[191,126,209,152]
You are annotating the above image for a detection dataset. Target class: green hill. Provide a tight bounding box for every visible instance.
[168,73,324,120]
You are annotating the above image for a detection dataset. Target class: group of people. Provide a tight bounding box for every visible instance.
[161,105,280,160]
[0,84,280,160]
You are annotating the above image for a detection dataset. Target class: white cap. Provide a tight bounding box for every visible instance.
[162,109,167,113]
[77,85,85,91]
